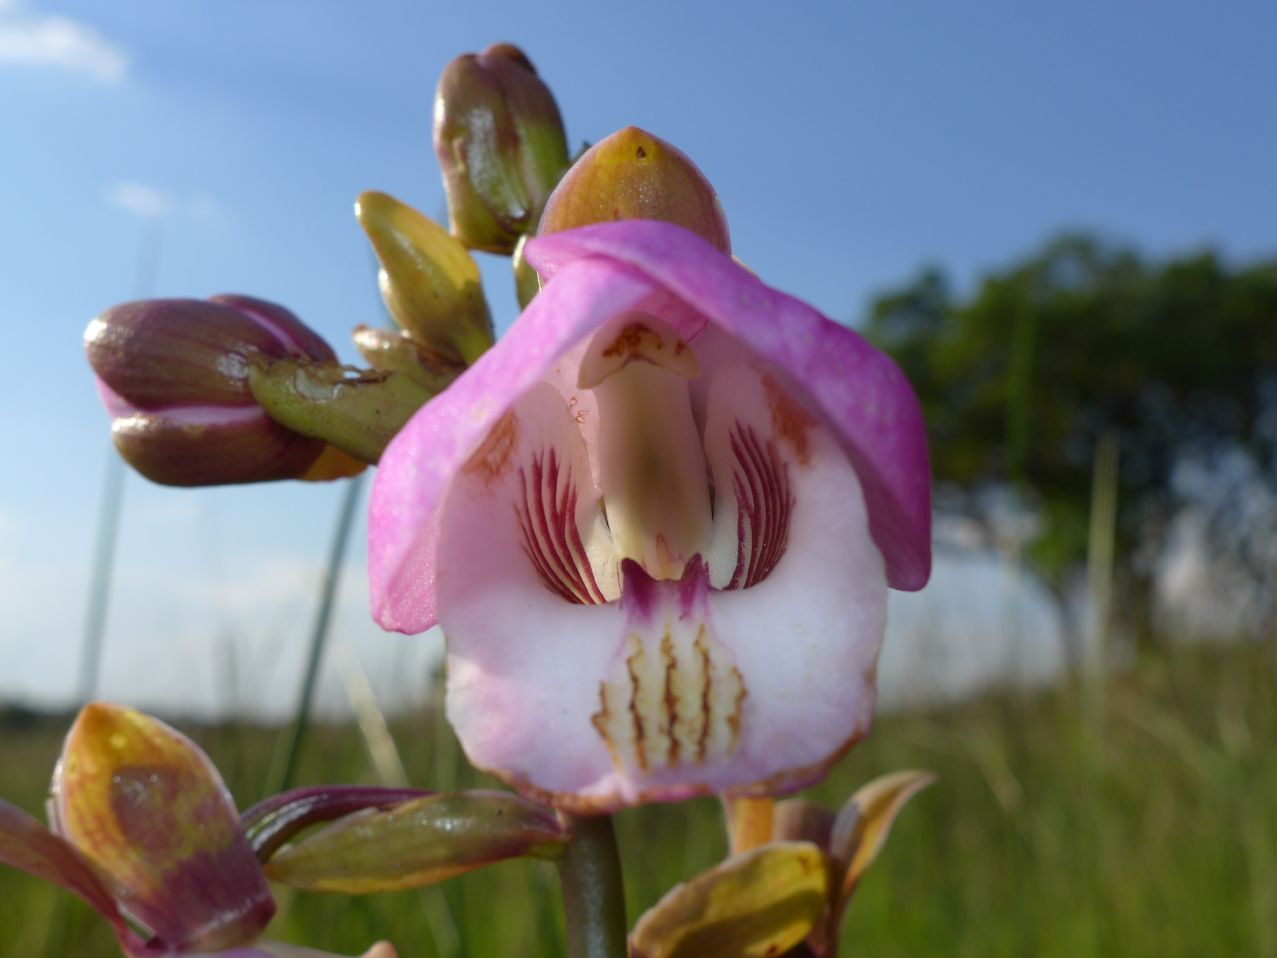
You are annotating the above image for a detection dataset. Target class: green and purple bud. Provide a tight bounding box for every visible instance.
[85,295,362,486]
[354,190,493,365]
[260,791,568,894]
[433,43,569,254]
[52,703,276,953]
[538,126,731,254]
[1,703,397,957]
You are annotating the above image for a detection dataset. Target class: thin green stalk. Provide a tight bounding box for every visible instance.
[558,814,628,958]
[270,472,365,793]
[78,453,124,702]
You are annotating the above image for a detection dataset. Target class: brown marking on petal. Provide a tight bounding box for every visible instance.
[660,632,680,766]
[492,721,868,816]
[727,664,747,751]
[590,684,623,772]
[601,322,665,360]
[463,412,518,483]
[578,315,700,387]
[498,678,869,815]
[763,375,816,466]
[624,638,650,774]
[694,627,714,765]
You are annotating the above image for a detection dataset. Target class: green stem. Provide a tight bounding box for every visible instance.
[557,814,628,958]
[270,473,365,793]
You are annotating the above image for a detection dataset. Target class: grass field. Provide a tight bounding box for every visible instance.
[1,640,1274,957]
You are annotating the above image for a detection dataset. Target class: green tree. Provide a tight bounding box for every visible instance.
[865,234,1277,645]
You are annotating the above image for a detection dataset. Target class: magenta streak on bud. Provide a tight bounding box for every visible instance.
[211,294,337,364]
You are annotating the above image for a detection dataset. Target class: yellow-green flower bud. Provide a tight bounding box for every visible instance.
[538,126,731,253]
[355,190,493,365]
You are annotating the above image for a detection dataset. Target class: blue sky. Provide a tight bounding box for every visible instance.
[1,0,1274,717]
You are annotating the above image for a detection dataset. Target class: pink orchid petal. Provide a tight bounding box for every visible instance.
[525,220,931,590]
[368,259,654,632]
[701,364,885,795]
[437,383,623,801]
[437,364,883,809]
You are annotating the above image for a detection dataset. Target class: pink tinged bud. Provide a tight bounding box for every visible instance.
[52,703,275,953]
[368,221,932,811]
[538,127,731,254]
[85,296,337,486]
[434,43,570,253]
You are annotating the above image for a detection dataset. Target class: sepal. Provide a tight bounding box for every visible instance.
[352,325,466,393]
[241,785,433,862]
[263,791,567,893]
[829,769,935,902]
[354,191,493,365]
[628,843,828,958]
[247,362,433,465]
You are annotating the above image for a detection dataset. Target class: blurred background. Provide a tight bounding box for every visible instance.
[1,1,1274,955]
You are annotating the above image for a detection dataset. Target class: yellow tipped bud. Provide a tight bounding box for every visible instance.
[539,127,731,253]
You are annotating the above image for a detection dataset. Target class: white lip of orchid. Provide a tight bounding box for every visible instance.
[436,308,884,807]
[576,313,711,582]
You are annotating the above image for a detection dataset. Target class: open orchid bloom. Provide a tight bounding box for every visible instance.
[369,220,931,812]
[0,703,393,958]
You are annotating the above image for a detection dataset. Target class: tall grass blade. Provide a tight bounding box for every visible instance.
[270,472,366,793]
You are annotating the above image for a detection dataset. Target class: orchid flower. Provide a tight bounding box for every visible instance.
[369,220,930,812]
[0,703,393,958]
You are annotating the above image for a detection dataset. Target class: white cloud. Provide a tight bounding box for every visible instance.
[0,11,128,83]
[105,179,172,218]
[105,180,226,224]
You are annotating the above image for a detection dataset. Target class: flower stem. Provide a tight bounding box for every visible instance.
[270,473,365,793]
[557,814,628,958]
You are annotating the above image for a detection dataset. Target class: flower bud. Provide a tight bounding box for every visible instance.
[434,43,569,253]
[263,791,567,893]
[53,703,275,951]
[538,127,730,253]
[352,325,466,393]
[85,295,341,486]
[354,190,493,365]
